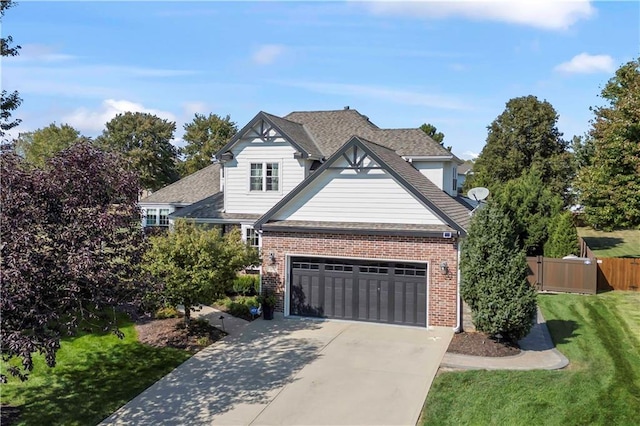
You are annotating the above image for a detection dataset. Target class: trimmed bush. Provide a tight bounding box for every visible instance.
[460,201,538,341]
[155,306,181,319]
[216,295,260,320]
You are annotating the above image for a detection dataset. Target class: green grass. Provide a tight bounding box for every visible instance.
[1,316,191,425]
[421,292,640,425]
[578,227,640,258]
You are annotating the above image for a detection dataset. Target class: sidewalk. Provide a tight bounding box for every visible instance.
[440,309,569,370]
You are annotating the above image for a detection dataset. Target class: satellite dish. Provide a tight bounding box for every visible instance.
[467,187,490,201]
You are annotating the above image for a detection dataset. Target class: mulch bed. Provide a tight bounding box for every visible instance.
[447,332,521,357]
[135,317,227,352]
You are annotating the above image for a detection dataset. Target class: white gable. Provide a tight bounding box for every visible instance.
[271,150,445,225]
[243,119,287,143]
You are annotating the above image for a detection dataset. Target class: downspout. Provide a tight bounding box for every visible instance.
[454,236,462,333]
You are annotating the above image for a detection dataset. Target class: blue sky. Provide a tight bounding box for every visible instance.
[3,1,639,159]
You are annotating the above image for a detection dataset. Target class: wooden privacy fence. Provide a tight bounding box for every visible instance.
[597,258,640,291]
[527,256,598,294]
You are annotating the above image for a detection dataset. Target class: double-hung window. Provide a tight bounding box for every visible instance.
[250,162,279,192]
[145,208,170,227]
[245,227,260,247]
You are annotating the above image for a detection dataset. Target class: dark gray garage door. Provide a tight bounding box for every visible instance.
[290,257,427,327]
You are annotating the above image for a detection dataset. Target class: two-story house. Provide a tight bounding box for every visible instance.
[139,108,472,330]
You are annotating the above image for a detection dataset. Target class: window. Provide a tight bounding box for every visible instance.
[250,162,279,192]
[246,227,260,247]
[453,167,458,191]
[146,209,157,226]
[145,207,171,227]
[159,209,170,226]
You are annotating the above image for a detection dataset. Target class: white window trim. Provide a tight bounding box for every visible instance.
[248,161,282,194]
[143,207,172,227]
[241,224,262,248]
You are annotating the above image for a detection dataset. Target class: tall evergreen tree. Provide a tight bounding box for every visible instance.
[460,202,537,341]
[574,58,640,230]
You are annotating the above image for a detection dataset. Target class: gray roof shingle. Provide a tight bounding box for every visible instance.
[261,112,324,159]
[140,163,221,204]
[170,193,260,221]
[284,109,460,160]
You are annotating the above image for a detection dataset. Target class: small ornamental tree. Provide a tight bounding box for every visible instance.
[460,202,537,341]
[1,143,149,381]
[544,212,579,258]
[143,221,259,324]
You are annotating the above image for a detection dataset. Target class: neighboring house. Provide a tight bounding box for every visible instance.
[457,162,473,193]
[141,108,472,330]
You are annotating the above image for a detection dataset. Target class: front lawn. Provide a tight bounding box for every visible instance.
[421,291,640,425]
[1,316,191,425]
[578,227,640,258]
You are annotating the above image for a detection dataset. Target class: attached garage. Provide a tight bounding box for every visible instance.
[289,256,427,327]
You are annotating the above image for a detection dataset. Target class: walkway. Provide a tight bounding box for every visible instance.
[441,309,569,370]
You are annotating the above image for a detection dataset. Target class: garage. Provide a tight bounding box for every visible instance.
[289,257,427,327]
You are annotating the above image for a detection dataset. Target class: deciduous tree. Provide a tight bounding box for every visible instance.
[143,221,259,324]
[180,113,237,176]
[97,112,179,191]
[1,0,22,139]
[574,58,640,230]
[1,143,149,381]
[466,95,571,197]
[14,123,81,167]
[460,202,537,341]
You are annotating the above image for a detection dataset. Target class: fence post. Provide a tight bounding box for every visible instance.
[537,255,544,291]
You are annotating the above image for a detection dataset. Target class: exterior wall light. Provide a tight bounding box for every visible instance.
[440,261,449,274]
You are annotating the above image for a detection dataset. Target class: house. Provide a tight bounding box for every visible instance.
[456,162,473,193]
[140,108,472,330]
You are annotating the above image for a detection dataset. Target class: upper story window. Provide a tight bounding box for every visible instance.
[145,208,170,227]
[453,166,458,192]
[250,162,279,192]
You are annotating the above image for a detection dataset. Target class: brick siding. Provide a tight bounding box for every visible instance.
[261,231,459,327]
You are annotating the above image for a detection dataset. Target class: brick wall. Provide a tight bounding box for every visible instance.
[261,231,459,327]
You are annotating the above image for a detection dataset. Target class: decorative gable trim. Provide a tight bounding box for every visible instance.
[215,112,317,161]
[254,136,466,234]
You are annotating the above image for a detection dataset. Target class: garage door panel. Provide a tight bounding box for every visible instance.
[290,257,427,327]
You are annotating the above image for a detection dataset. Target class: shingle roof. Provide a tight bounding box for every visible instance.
[261,112,323,159]
[261,220,456,235]
[256,136,472,234]
[458,163,473,174]
[140,163,221,204]
[284,109,459,159]
[170,193,260,221]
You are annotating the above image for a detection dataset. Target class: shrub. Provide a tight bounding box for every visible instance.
[544,211,579,258]
[155,306,181,319]
[215,295,260,320]
[461,201,538,341]
[232,274,260,296]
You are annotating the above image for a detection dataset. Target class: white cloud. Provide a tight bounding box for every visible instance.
[63,99,177,134]
[275,80,471,110]
[182,101,208,117]
[252,44,286,65]
[554,53,615,74]
[460,150,480,160]
[359,0,595,30]
[5,43,76,63]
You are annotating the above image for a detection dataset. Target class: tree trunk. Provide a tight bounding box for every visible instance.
[184,306,191,326]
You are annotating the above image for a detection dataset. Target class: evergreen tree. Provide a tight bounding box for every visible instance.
[544,212,579,258]
[460,202,537,341]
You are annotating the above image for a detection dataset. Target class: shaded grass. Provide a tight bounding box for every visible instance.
[421,292,640,425]
[577,227,640,258]
[0,317,191,425]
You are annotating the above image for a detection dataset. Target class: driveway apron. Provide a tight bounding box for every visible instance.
[103,317,453,426]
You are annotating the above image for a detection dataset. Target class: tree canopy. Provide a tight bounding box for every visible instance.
[15,123,81,167]
[419,122,451,151]
[1,143,150,381]
[467,95,571,197]
[97,112,179,191]
[1,0,22,139]
[574,58,640,230]
[180,113,237,176]
[460,201,537,341]
[143,221,259,324]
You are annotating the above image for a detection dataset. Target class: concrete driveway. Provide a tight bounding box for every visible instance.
[103,316,453,425]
